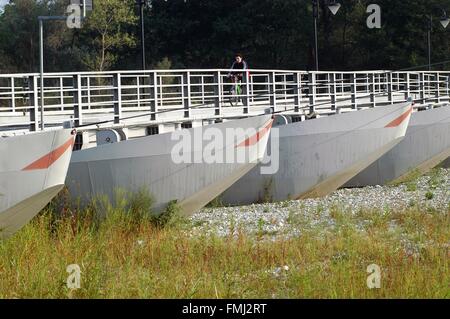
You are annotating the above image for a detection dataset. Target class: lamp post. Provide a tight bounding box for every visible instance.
[38,16,66,131]
[136,0,148,70]
[37,1,92,131]
[312,0,341,71]
[426,9,449,71]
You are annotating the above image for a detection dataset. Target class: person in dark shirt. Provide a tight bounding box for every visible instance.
[227,53,248,82]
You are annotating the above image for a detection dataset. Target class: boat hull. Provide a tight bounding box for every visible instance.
[66,115,273,216]
[221,102,413,205]
[0,129,75,238]
[346,105,450,187]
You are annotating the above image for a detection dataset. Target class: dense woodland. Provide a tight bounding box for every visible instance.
[0,0,450,73]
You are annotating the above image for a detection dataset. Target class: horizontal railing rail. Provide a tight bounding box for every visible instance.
[0,69,449,135]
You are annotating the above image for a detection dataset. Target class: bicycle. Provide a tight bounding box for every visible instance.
[228,74,243,106]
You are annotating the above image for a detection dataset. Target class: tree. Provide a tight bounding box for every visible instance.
[0,0,83,73]
[79,0,137,71]
[0,0,449,72]
[0,0,49,72]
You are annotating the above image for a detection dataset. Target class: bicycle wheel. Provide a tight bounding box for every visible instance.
[236,84,243,104]
[229,86,239,106]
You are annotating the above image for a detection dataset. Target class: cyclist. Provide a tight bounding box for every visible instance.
[226,54,248,106]
[227,53,248,83]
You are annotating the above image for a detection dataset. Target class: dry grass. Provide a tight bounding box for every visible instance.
[0,190,448,299]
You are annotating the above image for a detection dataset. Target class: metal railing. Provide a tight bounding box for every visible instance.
[0,69,449,135]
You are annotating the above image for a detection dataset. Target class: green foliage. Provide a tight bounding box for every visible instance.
[206,196,225,208]
[0,0,72,72]
[256,217,266,238]
[154,200,185,228]
[79,0,138,71]
[389,168,422,187]
[44,186,188,232]
[0,0,137,73]
[154,56,172,70]
[2,0,450,72]
[0,203,448,298]
[428,168,445,190]
[406,181,418,192]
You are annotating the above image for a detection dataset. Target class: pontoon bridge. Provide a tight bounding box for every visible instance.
[1,69,449,139]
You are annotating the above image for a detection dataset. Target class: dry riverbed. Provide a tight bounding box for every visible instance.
[190,168,449,239]
[0,168,448,298]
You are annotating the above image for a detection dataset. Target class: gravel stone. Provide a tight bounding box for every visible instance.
[189,168,449,239]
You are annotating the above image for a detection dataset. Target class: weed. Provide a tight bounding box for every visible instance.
[206,196,225,208]
[406,181,417,192]
[425,191,434,201]
[154,200,184,228]
[0,197,448,299]
[260,178,273,204]
[428,169,444,190]
[390,168,421,187]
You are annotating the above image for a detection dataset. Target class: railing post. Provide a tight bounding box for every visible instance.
[113,73,122,124]
[269,72,277,112]
[250,74,254,104]
[150,72,158,121]
[351,73,357,109]
[183,72,191,118]
[435,72,440,104]
[28,75,39,131]
[87,77,91,110]
[242,71,250,114]
[387,73,393,104]
[447,75,450,103]
[182,71,191,118]
[308,72,316,114]
[201,76,205,104]
[369,73,376,108]
[10,77,15,112]
[72,74,83,126]
[404,73,411,101]
[330,73,336,112]
[419,73,425,103]
[137,75,141,108]
[293,72,301,113]
[59,77,64,111]
[213,71,222,116]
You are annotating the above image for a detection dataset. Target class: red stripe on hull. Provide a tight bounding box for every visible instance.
[22,136,74,171]
[236,119,274,148]
[385,106,413,128]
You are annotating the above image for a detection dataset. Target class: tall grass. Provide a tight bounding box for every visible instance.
[0,190,448,299]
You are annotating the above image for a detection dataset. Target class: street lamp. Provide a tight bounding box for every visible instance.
[37,1,92,130]
[312,0,341,71]
[440,9,450,28]
[426,9,449,71]
[136,0,149,70]
[38,16,66,130]
[328,0,341,16]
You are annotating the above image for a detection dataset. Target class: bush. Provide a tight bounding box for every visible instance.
[152,200,185,228]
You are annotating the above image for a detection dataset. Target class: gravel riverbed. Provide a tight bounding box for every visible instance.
[189,168,450,239]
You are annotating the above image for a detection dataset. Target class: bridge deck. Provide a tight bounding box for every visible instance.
[0,69,449,135]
